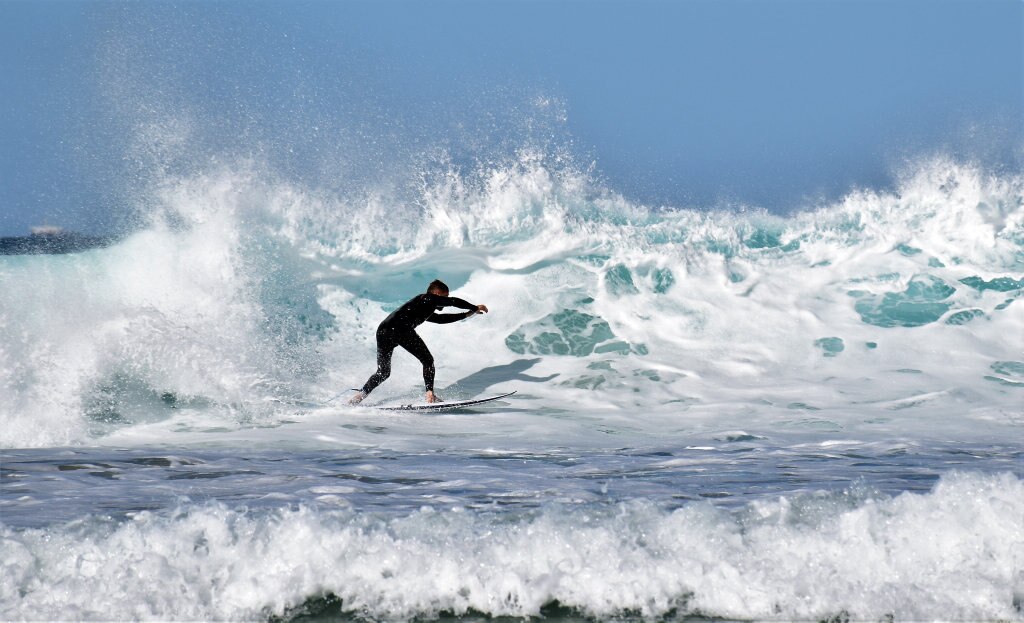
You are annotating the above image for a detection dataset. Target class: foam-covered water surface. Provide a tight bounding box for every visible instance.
[2,156,1023,620]
[2,461,1021,621]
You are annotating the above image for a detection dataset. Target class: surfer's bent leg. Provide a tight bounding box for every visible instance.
[398,331,435,392]
[360,328,398,396]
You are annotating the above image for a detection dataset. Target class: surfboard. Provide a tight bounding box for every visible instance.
[376,390,517,412]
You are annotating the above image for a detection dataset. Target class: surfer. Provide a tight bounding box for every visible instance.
[349,280,488,405]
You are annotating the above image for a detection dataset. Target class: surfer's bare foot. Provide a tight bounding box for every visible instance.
[348,391,366,405]
[426,391,443,403]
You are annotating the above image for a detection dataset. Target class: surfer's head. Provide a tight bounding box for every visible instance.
[426,279,449,296]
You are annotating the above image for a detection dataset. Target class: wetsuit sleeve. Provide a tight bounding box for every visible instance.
[426,311,475,324]
[433,295,476,311]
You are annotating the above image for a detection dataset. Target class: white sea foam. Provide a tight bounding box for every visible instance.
[2,471,1021,621]
[0,156,1021,448]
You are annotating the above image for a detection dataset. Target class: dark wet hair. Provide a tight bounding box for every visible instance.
[427,279,449,294]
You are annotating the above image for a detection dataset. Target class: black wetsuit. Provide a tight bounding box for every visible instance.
[359,293,477,396]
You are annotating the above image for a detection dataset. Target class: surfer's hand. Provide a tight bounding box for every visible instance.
[475,304,488,314]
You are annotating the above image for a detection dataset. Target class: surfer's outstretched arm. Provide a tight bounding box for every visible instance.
[426,310,477,324]
[426,302,487,324]
[426,295,477,311]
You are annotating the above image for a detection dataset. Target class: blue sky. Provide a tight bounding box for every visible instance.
[1,0,1021,235]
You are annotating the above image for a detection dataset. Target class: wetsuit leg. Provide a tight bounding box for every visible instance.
[397,331,435,392]
[360,328,399,395]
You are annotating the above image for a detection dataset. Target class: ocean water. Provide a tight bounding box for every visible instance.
[1,155,1023,621]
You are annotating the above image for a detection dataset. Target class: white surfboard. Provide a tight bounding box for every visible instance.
[376,391,517,412]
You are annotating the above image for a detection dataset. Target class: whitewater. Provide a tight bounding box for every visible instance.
[1,154,1022,621]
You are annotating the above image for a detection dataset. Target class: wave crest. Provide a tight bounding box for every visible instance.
[2,471,1020,621]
